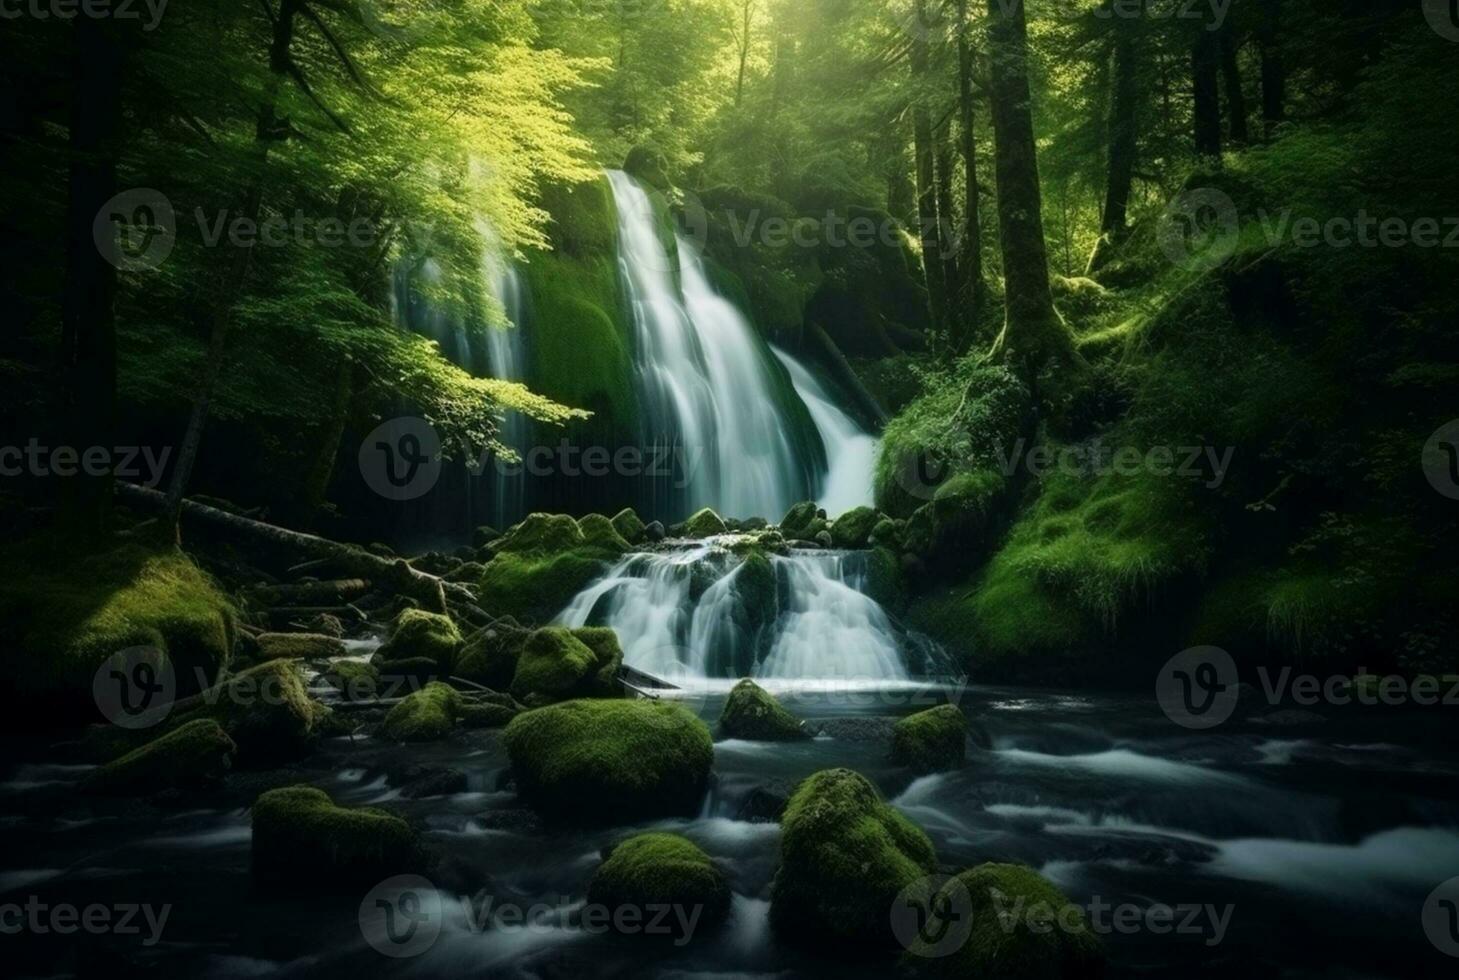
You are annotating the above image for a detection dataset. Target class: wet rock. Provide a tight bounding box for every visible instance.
[251,785,424,888]
[82,719,235,796]
[890,705,967,774]
[397,765,468,799]
[645,520,667,542]
[718,679,808,741]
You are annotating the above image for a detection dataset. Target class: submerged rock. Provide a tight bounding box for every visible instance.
[82,719,235,796]
[770,768,937,946]
[890,704,968,774]
[587,833,730,937]
[251,785,424,888]
[503,699,713,824]
[718,679,807,741]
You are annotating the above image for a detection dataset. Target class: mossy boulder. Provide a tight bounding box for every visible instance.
[256,632,346,662]
[503,699,714,824]
[890,705,968,774]
[769,768,937,946]
[496,513,587,554]
[719,679,807,741]
[458,695,521,729]
[173,659,330,766]
[900,864,1104,978]
[588,833,731,936]
[779,501,820,539]
[377,609,462,671]
[830,506,880,549]
[869,517,904,551]
[456,621,532,689]
[610,508,647,544]
[682,507,729,538]
[381,681,461,742]
[251,785,425,888]
[478,550,610,624]
[321,659,379,700]
[82,719,235,796]
[862,546,906,614]
[578,513,632,554]
[0,541,235,721]
[510,627,623,705]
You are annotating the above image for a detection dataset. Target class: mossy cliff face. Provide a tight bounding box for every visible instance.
[769,768,937,947]
[0,541,235,724]
[587,833,731,937]
[503,699,713,825]
[251,785,425,888]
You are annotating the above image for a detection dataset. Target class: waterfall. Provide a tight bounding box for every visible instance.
[481,243,532,529]
[772,348,877,516]
[556,542,951,684]
[607,170,826,521]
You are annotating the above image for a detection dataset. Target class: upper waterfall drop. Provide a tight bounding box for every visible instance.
[772,347,877,516]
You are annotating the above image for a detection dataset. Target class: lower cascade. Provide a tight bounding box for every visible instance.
[555,540,953,684]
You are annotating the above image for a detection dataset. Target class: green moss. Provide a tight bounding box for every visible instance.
[577,513,632,554]
[869,517,904,551]
[0,541,235,714]
[496,513,586,554]
[718,679,806,741]
[321,660,379,700]
[901,864,1104,978]
[377,609,462,671]
[510,627,622,705]
[830,506,879,549]
[251,785,424,888]
[173,659,329,766]
[381,681,461,742]
[682,507,728,538]
[588,833,731,935]
[891,705,967,774]
[256,632,345,661]
[623,144,672,191]
[610,507,647,544]
[478,549,610,624]
[503,699,714,824]
[456,621,532,689]
[82,718,235,796]
[770,768,938,947]
[862,546,905,613]
[779,501,820,539]
[458,698,520,728]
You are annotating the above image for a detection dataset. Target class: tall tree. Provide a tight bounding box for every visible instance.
[953,0,986,340]
[1220,23,1250,145]
[1258,0,1286,139]
[910,0,949,333]
[983,0,1079,376]
[1192,27,1223,157]
[730,0,757,106]
[1087,11,1138,275]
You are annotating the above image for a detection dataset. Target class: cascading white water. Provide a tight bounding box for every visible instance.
[481,241,531,528]
[557,542,950,683]
[608,170,827,520]
[772,347,877,515]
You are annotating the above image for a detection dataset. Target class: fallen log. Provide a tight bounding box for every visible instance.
[117,483,469,614]
[248,578,372,604]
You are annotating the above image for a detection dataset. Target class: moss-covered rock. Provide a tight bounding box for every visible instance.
[682,508,729,538]
[377,609,462,671]
[256,632,346,662]
[869,517,904,551]
[458,696,521,728]
[478,550,610,624]
[381,681,461,742]
[456,620,532,689]
[900,864,1104,978]
[769,768,937,946]
[510,627,623,705]
[321,660,379,700]
[173,659,329,766]
[577,513,632,554]
[890,705,968,774]
[503,699,714,824]
[251,785,425,888]
[496,513,587,554]
[862,546,906,614]
[779,501,820,539]
[830,506,880,549]
[610,508,647,544]
[719,679,807,741]
[588,833,731,936]
[82,719,235,796]
[0,541,235,719]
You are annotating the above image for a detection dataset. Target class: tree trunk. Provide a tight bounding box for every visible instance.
[910,0,948,334]
[59,17,125,536]
[1220,26,1249,145]
[983,0,1079,377]
[1087,18,1137,276]
[735,0,752,106]
[1258,0,1285,139]
[162,0,300,543]
[955,0,986,341]
[1192,29,1223,158]
[934,122,961,328]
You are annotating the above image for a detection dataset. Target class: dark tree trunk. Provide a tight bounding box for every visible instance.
[1220,27,1249,145]
[983,0,1079,376]
[1087,18,1137,275]
[59,17,126,536]
[910,0,948,333]
[1192,29,1223,158]
[934,121,961,332]
[954,0,985,346]
[1258,0,1285,139]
